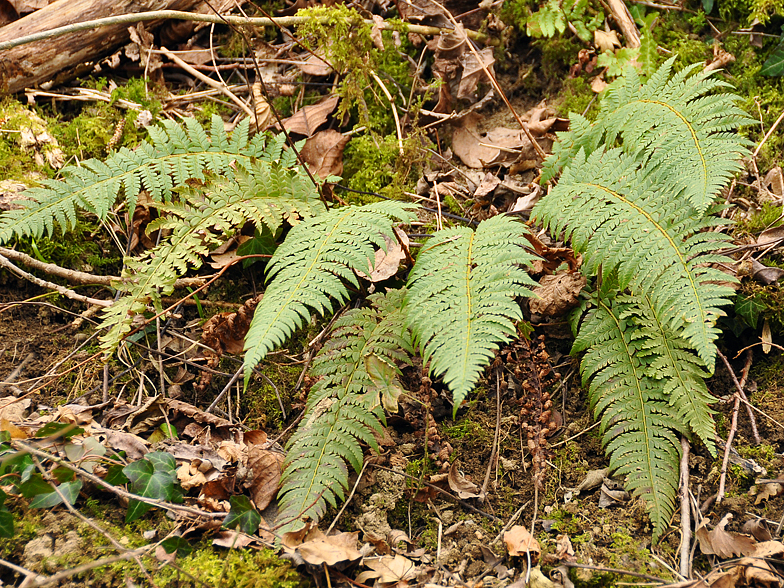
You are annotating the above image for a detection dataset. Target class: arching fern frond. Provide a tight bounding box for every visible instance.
[541,57,753,212]
[0,115,270,244]
[99,157,324,353]
[277,289,412,530]
[534,148,736,367]
[573,291,682,541]
[404,214,537,413]
[243,201,419,378]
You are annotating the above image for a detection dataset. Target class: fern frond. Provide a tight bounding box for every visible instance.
[404,214,537,413]
[623,292,716,455]
[277,289,411,529]
[533,148,736,368]
[243,201,419,377]
[0,115,269,244]
[99,157,324,353]
[541,57,753,212]
[573,294,682,541]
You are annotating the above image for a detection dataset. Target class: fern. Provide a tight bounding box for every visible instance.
[534,60,749,540]
[0,115,268,244]
[541,58,754,212]
[404,214,538,413]
[243,201,418,379]
[277,289,412,529]
[100,153,324,353]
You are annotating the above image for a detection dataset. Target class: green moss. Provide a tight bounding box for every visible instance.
[342,133,421,196]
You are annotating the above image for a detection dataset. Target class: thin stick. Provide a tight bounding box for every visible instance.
[370,72,404,156]
[20,548,154,588]
[0,253,110,307]
[0,247,206,288]
[480,371,502,501]
[159,46,254,118]
[752,107,784,159]
[206,367,243,413]
[0,11,496,52]
[717,394,740,504]
[679,436,692,579]
[327,460,369,533]
[718,349,759,444]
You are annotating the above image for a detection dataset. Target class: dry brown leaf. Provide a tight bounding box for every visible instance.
[452,113,529,168]
[280,94,340,137]
[696,514,757,559]
[244,445,284,511]
[598,482,630,508]
[177,461,209,491]
[751,480,783,504]
[762,166,784,198]
[212,530,257,549]
[594,30,621,52]
[296,529,363,566]
[555,535,576,562]
[457,46,495,101]
[742,519,773,541]
[0,397,29,422]
[752,539,784,558]
[371,15,385,50]
[357,554,417,585]
[296,50,333,76]
[447,461,483,499]
[529,272,587,317]
[756,225,784,248]
[591,76,608,93]
[504,525,541,560]
[762,319,772,354]
[300,129,350,179]
[356,228,409,283]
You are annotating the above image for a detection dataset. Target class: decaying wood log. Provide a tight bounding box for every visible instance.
[0,0,203,95]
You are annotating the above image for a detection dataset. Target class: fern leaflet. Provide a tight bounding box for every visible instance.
[0,116,269,244]
[99,157,324,353]
[243,201,418,378]
[277,289,412,530]
[404,214,537,413]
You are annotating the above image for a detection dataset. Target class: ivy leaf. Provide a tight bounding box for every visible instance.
[761,38,784,76]
[0,490,13,538]
[223,496,261,534]
[18,473,54,498]
[701,0,714,13]
[123,452,183,523]
[29,480,83,509]
[35,422,84,440]
[735,294,766,329]
[161,536,193,558]
[105,464,129,486]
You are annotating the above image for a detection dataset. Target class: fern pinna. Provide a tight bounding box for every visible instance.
[533,59,752,540]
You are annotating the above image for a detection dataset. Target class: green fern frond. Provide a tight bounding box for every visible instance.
[573,293,682,541]
[99,157,324,353]
[533,148,736,367]
[243,201,418,378]
[277,289,411,529]
[404,214,537,413]
[541,57,753,212]
[623,292,716,455]
[0,115,269,244]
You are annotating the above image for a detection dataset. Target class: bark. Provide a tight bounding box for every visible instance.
[0,0,203,95]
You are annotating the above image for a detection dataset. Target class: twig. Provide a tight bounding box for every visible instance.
[752,107,784,160]
[0,247,207,288]
[370,72,404,156]
[327,460,369,533]
[0,253,110,307]
[0,10,497,52]
[19,547,154,588]
[206,367,243,413]
[679,436,692,579]
[159,46,255,119]
[0,557,41,586]
[0,351,35,395]
[559,562,667,584]
[718,349,759,444]
[490,501,530,547]
[480,370,502,501]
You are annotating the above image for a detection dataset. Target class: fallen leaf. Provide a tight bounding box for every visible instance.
[357,554,417,585]
[555,535,576,562]
[590,76,607,93]
[243,445,284,511]
[356,228,409,283]
[529,272,587,317]
[371,15,385,50]
[574,468,609,493]
[751,480,783,504]
[300,129,350,179]
[296,50,333,76]
[280,94,340,137]
[448,461,483,499]
[742,519,772,541]
[696,514,757,558]
[598,482,630,508]
[212,530,257,549]
[457,46,495,101]
[762,319,772,354]
[504,525,541,560]
[296,529,363,566]
[755,225,784,248]
[594,30,621,52]
[0,397,30,422]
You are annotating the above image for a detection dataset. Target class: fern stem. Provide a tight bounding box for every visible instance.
[0,11,497,52]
